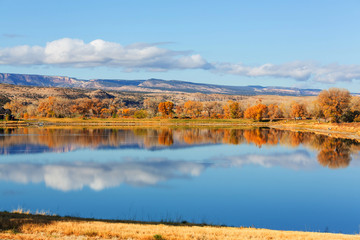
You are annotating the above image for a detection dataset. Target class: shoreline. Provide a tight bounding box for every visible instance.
[1,118,360,140]
[0,211,359,240]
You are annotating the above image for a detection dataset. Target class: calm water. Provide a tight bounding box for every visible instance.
[0,127,359,234]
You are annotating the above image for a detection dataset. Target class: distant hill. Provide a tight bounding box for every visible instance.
[0,73,322,96]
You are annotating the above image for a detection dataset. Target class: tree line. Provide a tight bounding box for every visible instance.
[2,88,360,122]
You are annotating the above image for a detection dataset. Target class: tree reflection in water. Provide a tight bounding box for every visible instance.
[158,129,173,146]
[317,137,353,169]
[0,127,359,169]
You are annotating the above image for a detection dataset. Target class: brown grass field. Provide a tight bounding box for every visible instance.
[0,211,359,240]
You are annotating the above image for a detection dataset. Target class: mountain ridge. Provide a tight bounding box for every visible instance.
[0,73,323,96]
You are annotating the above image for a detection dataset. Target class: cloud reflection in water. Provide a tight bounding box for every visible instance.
[0,159,207,191]
[0,151,315,191]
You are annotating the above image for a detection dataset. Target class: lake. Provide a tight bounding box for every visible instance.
[0,127,359,234]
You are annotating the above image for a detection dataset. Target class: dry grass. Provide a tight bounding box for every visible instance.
[0,212,359,240]
[11,208,31,215]
[272,121,360,140]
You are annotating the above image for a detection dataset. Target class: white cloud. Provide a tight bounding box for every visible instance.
[0,38,211,71]
[2,38,360,83]
[214,61,360,83]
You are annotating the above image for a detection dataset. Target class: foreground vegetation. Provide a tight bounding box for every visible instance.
[0,211,359,240]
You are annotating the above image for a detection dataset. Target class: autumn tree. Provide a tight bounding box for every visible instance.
[174,105,184,117]
[317,88,351,123]
[102,98,119,118]
[341,95,360,122]
[37,97,56,117]
[133,110,148,119]
[223,101,242,119]
[71,98,94,117]
[117,108,136,117]
[91,99,104,117]
[308,100,324,122]
[244,104,268,121]
[290,102,308,120]
[350,96,360,112]
[158,101,174,117]
[203,101,223,118]
[183,100,203,118]
[143,98,160,117]
[52,98,73,118]
[267,104,283,121]
[26,104,38,117]
[4,99,27,118]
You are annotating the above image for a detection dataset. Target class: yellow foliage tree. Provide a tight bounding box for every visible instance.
[317,88,351,122]
[223,101,242,119]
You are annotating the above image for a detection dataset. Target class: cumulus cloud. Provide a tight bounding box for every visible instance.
[0,38,211,71]
[214,61,360,83]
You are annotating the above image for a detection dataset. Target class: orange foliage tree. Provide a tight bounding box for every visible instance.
[244,104,268,121]
[37,97,56,117]
[158,101,174,117]
[290,102,307,120]
[317,88,351,122]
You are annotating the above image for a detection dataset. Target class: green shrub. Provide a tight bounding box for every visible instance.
[154,234,165,240]
[134,110,148,119]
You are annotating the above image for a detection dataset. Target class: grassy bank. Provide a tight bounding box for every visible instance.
[0,211,358,240]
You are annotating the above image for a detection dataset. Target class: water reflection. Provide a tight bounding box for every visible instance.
[317,137,353,169]
[1,127,359,168]
[0,127,360,192]
[0,159,206,191]
[0,150,317,191]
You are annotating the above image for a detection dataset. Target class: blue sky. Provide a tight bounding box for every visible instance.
[1,0,360,91]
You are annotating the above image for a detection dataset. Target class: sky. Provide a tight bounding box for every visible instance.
[1,0,360,91]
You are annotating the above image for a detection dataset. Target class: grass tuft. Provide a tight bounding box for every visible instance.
[11,208,30,215]
[154,234,166,240]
